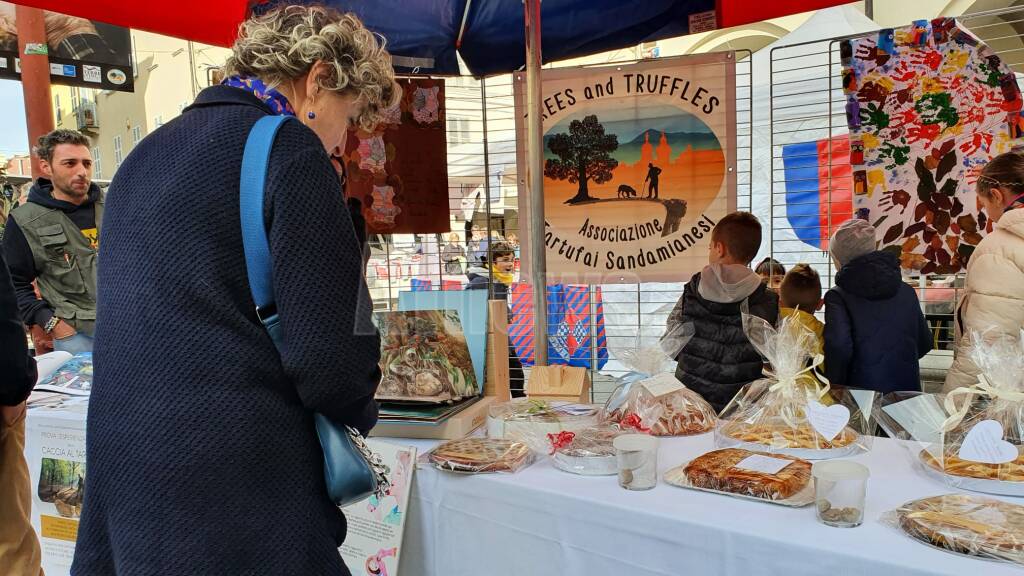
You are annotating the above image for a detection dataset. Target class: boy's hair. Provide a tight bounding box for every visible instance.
[483,241,514,264]
[755,257,786,278]
[779,264,822,311]
[710,211,762,264]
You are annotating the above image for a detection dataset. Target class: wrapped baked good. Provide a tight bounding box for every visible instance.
[877,330,1024,496]
[886,494,1024,567]
[428,438,534,474]
[664,448,813,506]
[487,399,601,452]
[602,326,717,436]
[715,311,875,459]
[547,425,629,476]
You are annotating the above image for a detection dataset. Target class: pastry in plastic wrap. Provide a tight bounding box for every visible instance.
[877,330,1024,495]
[665,448,813,506]
[428,438,533,474]
[921,449,1024,482]
[889,494,1024,566]
[487,398,601,452]
[715,310,875,459]
[721,422,858,450]
[547,426,626,476]
[604,374,716,436]
[602,325,717,437]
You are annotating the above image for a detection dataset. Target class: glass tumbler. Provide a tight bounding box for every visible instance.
[812,460,870,528]
[613,434,658,491]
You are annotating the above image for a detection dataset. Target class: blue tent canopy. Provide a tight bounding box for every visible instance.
[308,0,716,76]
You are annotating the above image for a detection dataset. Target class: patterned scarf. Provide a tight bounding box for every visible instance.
[222,75,295,117]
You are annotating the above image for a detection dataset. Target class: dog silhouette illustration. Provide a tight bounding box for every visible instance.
[617,184,638,199]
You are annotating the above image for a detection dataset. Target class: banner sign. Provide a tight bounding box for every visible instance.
[0,2,134,92]
[515,54,736,283]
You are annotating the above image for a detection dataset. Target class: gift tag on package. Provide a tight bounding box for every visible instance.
[805,400,850,442]
[959,419,1018,464]
[639,373,685,399]
[732,454,793,475]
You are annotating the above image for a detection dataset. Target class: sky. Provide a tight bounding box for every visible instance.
[548,104,712,144]
[0,78,30,157]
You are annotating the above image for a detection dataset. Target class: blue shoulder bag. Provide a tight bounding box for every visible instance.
[240,115,389,507]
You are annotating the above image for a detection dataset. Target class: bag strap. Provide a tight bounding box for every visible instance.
[240,115,293,322]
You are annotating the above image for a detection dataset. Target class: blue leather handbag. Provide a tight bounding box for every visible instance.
[240,115,389,507]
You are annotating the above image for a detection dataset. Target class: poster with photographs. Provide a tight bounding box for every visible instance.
[24,404,88,575]
[0,2,134,91]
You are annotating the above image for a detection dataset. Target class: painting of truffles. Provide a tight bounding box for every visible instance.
[374,310,478,404]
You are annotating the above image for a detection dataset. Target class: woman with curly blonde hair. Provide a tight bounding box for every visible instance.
[72,6,399,575]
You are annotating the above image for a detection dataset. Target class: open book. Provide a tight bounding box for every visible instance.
[33,352,93,396]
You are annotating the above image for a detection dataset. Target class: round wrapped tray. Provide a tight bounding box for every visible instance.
[918,449,1024,497]
[717,424,861,460]
[897,494,1024,563]
[552,452,618,476]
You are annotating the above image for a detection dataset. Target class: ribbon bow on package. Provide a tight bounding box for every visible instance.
[601,324,717,437]
[878,330,1024,495]
[942,330,1024,439]
[715,311,877,460]
[487,398,601,454]
[547,424,630,476]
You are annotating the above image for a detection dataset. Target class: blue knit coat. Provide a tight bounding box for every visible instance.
[71,86,381,575]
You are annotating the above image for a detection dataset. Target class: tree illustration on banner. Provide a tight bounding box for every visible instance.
[545,115,620,205]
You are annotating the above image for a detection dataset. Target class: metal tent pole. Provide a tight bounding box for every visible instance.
[524,0,548,366]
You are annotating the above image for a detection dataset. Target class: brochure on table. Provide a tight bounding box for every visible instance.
[24,399,88,576]
[340,440,417,576]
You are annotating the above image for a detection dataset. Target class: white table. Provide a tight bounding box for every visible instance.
[25,399,1024,576]
[387,434,1024,576]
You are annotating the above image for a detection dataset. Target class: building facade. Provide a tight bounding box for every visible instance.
[48,31,230,180]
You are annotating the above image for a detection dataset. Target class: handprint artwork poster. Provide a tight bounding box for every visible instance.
[341,78,450,234]
[841,18,1023,273]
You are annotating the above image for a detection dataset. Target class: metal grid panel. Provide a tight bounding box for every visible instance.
[365,51,753,403]
[767,9,1024,381]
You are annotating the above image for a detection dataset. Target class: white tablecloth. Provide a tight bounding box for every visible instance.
[387,434,1023,576]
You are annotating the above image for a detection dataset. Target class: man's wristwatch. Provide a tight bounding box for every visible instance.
[44,316,60,334]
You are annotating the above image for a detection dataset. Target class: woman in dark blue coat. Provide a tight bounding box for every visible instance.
[72,6,399,575]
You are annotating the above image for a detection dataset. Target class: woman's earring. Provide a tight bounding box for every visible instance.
[307,111,316,120]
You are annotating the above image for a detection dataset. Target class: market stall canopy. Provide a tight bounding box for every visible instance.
[14,0,856,76]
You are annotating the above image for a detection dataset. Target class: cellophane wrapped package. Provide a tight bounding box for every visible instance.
[884,494,1024,567]
[876,330,1024,496]
[487,398,601,453]
[547,425,629,476]
[664,447,815,507]
[601,325,717,436]
[427,438,534,474]
[715,312,876,459]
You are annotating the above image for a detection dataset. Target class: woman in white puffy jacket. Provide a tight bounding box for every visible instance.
[944,152,1024,391]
